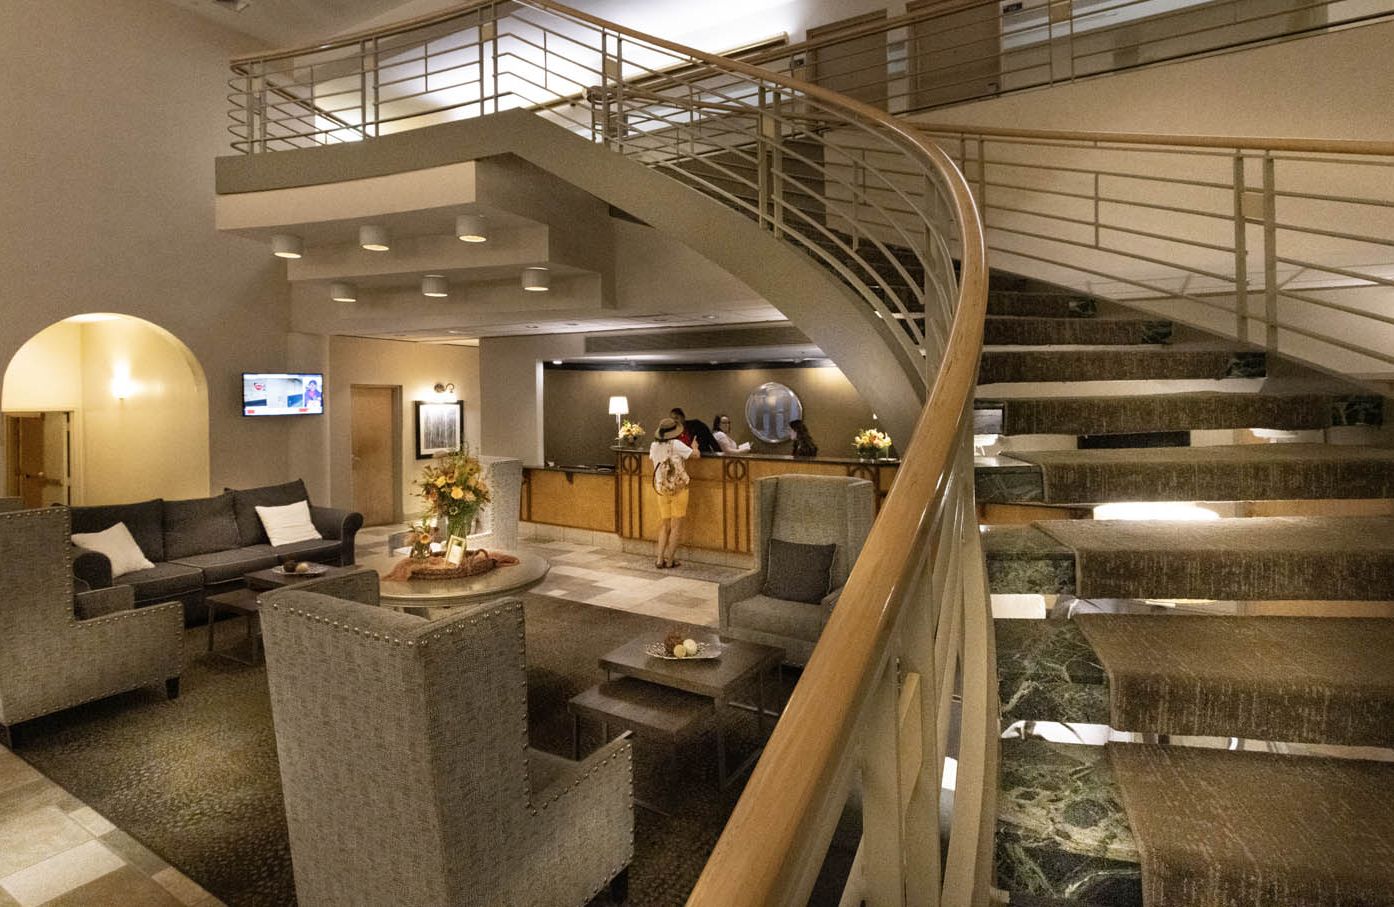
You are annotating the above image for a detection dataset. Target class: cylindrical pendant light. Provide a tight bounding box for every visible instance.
[359,224,390,252]
[455,214,488,243]
[271,234,303,259]
[521,267,550,292]
[422,275,449,298]
[330,281,357,302]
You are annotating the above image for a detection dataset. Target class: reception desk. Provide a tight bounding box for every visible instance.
[521,451,898,560]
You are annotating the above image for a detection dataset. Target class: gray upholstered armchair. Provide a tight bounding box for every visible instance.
[259,579,634,907]
[0,507,183,749]
[719,475,876,664]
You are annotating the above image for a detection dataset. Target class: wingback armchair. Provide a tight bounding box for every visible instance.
[719,475,876,664]
[259,579,634,907]
[0,507,183,749]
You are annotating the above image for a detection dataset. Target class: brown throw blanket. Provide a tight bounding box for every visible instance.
[1077,615,1394,747]
[1108,743,1394,907]
[382,549,520,582]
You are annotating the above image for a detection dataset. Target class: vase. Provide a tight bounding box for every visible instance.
[445,506,477,545]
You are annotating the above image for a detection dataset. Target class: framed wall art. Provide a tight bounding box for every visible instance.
[414,400,464,459]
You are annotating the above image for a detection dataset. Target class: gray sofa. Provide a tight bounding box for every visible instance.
[71,479,362,625]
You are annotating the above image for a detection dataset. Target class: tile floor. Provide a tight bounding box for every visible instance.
[0,525,736,905]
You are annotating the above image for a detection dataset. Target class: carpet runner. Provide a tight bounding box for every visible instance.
[976,443,1394,504]
[1078,615,1394,746]
[978,346,1263,385]
[984,316,1173,346]
[977,392,1382,437]
[1034,515,1394,601]
[1108,743,1394,907]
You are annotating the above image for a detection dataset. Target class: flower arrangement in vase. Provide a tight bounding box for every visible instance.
[418,447,492,545]
[618,420,645,446]
[853,428,893,460]
[405,517,435,560]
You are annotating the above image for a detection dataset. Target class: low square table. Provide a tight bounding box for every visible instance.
[206,587,264,666]
[572,633,784,787]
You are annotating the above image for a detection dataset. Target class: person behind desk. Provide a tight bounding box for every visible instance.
[670,406,720,455]
[789,418,819,458]
[650,418,699,569]
[711,413,751,453]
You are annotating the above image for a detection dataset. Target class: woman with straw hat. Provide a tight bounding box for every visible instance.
[650,417,700,568]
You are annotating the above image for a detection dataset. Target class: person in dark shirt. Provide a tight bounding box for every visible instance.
[789,419,818,458]
[668,407,720,454]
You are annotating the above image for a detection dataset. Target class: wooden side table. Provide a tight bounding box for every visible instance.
[206,588,263,665]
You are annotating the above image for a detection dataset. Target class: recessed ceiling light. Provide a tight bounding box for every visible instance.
[521,267,550,292]
[447,329,466,335]
[271,234,303,259]
[330,281,357,302]
[525,324,539,329]
[551,359,562,365]
[422,275,449,298]
[455,213,488,243]
[703,314,719,320]
[359,224,390,252]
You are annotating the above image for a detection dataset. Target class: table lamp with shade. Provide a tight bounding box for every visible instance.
[608,396,629,438]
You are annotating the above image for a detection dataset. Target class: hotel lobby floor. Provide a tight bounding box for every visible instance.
[0,527,734,906]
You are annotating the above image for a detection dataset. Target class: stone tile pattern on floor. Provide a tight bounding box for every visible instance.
[0,749,221,907]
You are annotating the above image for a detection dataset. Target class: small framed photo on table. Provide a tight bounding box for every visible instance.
[414,400,464,459]
[443,535,468,566]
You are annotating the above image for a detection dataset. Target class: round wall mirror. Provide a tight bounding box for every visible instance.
[745,382,803,443]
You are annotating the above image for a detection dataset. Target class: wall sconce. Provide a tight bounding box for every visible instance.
[271,234,303,259]
[521,267,550,292]
[359,224,391,252]
[422,275,449,298]
[456,213,488,243]
[110,374,136,400]
[330,281,357,302]
[433,382,456,397]
[608,395,628,435]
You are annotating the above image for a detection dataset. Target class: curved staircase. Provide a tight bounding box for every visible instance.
[979,272,1394,906]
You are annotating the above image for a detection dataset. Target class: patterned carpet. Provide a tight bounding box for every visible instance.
[14,594,851,906]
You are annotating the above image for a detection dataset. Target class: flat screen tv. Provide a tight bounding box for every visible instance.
[242,373,324,416]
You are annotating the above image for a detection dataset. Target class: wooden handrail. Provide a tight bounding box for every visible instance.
[686,137,987,905]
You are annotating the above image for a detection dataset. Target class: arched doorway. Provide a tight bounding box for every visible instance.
[1,314,210,506]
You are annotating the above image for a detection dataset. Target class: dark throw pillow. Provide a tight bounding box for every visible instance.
[762,537,837,604]
[163,492,241,560]
[227,479,310,547]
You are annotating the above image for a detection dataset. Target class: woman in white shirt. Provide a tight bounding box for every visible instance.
[711,413,751,454]
[649,417,699,568]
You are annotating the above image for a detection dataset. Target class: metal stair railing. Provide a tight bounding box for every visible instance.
[229,3,995,904]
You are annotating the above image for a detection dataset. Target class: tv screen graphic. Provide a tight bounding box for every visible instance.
[243,373,324,416]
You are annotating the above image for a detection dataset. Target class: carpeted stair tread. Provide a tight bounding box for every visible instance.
[975,443,1394,504]
[988,292,1098,319]
[997,739,1142,905]
[1077,615,1394,746]
[1109,743,1394,907]
[978,347,1264,384]
[985,316,1173,346]
[983,526,1078,595]
[1034,515,1394,601]
[976,392,1383,437]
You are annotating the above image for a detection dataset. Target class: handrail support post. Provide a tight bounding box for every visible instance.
[1232,154,1249,344]
[1262,154,1279,352]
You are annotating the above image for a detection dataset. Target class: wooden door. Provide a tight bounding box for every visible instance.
[351,386,397,527]
[14,413,69,508]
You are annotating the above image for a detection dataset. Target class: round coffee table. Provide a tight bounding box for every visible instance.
[360,551,550,617]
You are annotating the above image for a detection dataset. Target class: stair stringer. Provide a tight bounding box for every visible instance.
[217,110,931,441]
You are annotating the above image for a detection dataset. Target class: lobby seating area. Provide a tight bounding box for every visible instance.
[70,480,362,625]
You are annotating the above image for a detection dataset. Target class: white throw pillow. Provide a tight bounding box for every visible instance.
[72,522,155,578]
[256,500,322,548]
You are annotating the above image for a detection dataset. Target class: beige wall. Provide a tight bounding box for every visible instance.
[0,0,293,498]
[2,317,211,504]
[326,336,481,524]
[543,364,880,466]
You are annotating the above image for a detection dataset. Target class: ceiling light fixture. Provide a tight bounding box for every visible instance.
[455,214,488,243]
[330,281,357,303]
[433,382,456,395]
[271,234,303,259]
[422,275,449,298]
[359,224,390,252]
[521,267,550,292]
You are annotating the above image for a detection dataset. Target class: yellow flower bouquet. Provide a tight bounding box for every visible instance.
[853,428,893,459]
[418,447,492,543]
